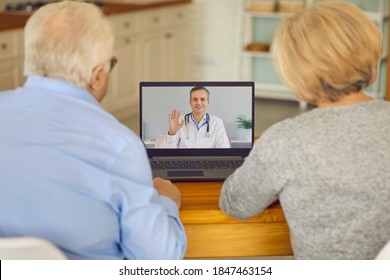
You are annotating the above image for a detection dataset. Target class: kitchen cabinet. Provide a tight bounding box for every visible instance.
[101,12,143,118]
[0,29,24,92]
[103,5,190,119]
[163,6,190,81]
[0,3,190,121]
[139,7,181,82]
[140,27,189,81]
[139,6,189,82]
[167,27,189,81]
[240,0,388,107]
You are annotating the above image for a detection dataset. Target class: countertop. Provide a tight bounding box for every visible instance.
[0,0,192,32]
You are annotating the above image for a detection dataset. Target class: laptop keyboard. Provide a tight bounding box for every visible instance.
[150,159,244,170]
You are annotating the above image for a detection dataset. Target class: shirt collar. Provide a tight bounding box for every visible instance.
[190,113,208,125]
[23,75,100,107]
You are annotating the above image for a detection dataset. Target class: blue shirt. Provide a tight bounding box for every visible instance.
[0,76,187,259]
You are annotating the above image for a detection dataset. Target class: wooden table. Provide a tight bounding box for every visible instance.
[176,181,293,259]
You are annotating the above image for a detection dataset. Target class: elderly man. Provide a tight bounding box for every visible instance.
[0,1,186,260]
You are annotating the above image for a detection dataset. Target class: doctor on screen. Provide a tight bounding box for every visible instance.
[159,86,230,148]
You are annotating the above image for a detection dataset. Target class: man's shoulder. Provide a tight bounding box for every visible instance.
[92,115,141,146]
[209,114,223,122]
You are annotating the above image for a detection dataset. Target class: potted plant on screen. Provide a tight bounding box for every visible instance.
[236,114,252,141]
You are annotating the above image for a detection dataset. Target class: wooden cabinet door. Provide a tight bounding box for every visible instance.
[140,33,168,82]
[102,35,142,118]
[167,28,189,81]
[0,59,20,92]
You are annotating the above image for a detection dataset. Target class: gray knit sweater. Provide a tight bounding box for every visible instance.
[220,99,390,259]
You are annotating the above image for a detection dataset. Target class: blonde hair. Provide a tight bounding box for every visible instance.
[271,1,382,104]
[24,1,114,87]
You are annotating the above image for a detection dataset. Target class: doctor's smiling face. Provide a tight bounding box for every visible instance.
[189,88,210,120]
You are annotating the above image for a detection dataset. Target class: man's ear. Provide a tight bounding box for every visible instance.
[88,65,104,90]
[87,64,105,101]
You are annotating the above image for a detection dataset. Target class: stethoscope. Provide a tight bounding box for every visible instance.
[184,113,210,138]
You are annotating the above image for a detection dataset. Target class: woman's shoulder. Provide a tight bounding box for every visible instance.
[263,113,304,136]
[258,110,320,148]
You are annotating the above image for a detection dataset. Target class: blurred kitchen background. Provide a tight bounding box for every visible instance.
[0,0,388,136]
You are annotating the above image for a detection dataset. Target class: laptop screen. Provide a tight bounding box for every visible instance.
[139,81,254,158]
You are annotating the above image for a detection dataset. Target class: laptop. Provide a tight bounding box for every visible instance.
[139,81,255,181]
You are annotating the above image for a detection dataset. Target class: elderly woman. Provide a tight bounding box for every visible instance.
[219,1,390,259]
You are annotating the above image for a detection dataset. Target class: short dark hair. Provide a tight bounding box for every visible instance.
[190,86,209,98]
